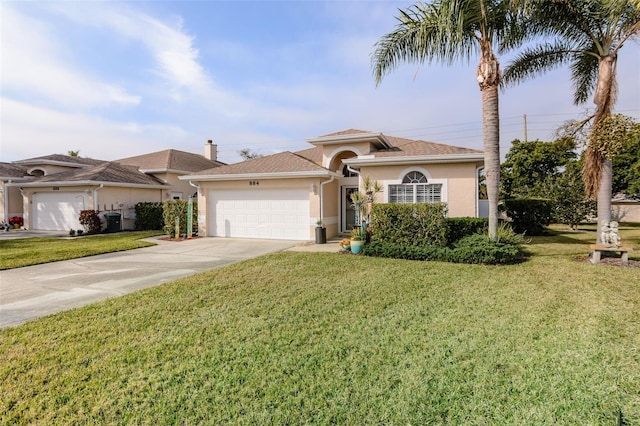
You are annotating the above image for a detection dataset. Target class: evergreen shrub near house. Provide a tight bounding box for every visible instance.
[79,210,102,234]
[371,203,448,247]
[363,234,523,265]
[134,202,164,231]
[162,200,198,237]
[502,198,553,235]
[445,217,488,244]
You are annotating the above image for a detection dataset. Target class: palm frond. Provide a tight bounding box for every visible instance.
[502,41,575,86]
[569,48,599,104]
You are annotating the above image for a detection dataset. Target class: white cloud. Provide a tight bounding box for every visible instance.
[0,98,192,162]
[1,3,141,110]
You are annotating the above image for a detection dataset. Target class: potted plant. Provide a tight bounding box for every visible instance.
[350,227,365,254]
[315,219,326,244]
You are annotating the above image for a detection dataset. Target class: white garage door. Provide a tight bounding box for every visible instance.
[33,192,87,231]
[209,189,310,240]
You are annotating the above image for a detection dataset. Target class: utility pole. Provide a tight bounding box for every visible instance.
[523,114,528,142]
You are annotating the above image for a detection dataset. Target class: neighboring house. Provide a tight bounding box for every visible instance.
[6,142,223,231]
[182,129,485,241]
[612,195,640,223]
[115,141,224,200]
[0,162,28,224]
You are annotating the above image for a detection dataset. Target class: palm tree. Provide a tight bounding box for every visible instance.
[372,0,524,240]
[503,0,640,242]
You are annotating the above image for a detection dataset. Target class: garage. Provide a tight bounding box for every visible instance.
[33,192,87,231]
[209,189,310,240]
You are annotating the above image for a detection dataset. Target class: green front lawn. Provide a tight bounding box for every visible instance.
[1,225,639,424]
[0,231,163,270]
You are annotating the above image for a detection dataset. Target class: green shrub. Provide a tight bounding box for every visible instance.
[134,202,164,231]
[163,200,198,237]
[79,210,102,234]
[452,234,523,264]
[363,235,523,265]
[502,198,553,235]
[446,217,488,244]
[371,203,448,247]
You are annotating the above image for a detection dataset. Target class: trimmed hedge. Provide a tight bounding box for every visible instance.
[363,234,523,265]
[134,202,164,231]
[163,200,198,237]
[371,203,448,247]
[445,217,488,244]
[502,198,552,235]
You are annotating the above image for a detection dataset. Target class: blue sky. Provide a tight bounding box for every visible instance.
[2,1,639,164]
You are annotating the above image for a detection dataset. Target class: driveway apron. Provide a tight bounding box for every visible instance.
[0,237,297,328]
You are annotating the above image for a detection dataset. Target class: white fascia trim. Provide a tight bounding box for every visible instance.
[180,170,341,181]
[139,168,190,175]
[10,181,168,189]
[306,132,391,148]
[343,153,484,166]
[15,160,89,168]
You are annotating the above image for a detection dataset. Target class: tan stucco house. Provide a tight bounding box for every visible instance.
[3,144,223,231]
[182,129,485,241]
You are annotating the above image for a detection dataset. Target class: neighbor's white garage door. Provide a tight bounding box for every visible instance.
[209,189,310,240]
[33,192,86,231]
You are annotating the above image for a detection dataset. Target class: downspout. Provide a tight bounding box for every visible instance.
[2,180,10,223]
[93,184,104,211]
[319,176,335,224]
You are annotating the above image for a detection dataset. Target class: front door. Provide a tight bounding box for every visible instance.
[341,186,359,232]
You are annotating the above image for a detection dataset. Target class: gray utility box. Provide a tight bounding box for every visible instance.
[104,213,121,233]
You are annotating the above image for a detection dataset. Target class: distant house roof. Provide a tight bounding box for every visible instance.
[14,154,106,168]
[0,162,28,179]
[184,151,338,180]
[116,149,225,174]
[13,162,168,188]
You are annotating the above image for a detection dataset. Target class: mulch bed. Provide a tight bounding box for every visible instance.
[158,236,201,242]
[582,256,640,268]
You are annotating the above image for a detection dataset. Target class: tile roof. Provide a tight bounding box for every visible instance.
[294,146,322,165]
[319,128,372,137]
[15,154,106,166]
[0,163,28,179]
[191,151,331,176]
[24,162,168,186]
[116,149,225,172]
[374,135,483,157]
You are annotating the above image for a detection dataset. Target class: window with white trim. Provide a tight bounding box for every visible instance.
[389,171,442,204]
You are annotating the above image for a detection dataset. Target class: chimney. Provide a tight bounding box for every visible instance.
[204,139,217,161]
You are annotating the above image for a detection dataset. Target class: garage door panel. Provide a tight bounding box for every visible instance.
[209,189,310,240]
[33,192,86,231]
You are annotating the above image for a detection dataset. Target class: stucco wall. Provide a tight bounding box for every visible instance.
[97,186,165,230]
[152,172,198,199]
[359,162,482,217]
[1,184,23,223]
[612,201,640,223]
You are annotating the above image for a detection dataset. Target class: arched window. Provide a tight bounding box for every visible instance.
[390,171,442,204]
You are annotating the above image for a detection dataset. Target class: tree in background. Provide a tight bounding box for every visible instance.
[501,138,596,228]
[238,149,262,161]
[501,137,576,197]
[503,0,640,241]
[609,118,640,197]
[68,150,80,157]
[372,0,525,241]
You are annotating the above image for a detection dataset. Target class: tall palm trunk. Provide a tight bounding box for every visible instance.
[478,44,501,240]
[585,54,617,243]
[597,159,613,243]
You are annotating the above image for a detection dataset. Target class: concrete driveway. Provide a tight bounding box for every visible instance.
[0,237,298,328]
